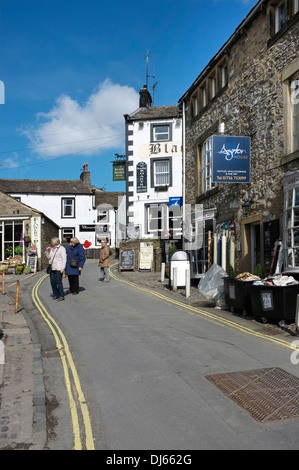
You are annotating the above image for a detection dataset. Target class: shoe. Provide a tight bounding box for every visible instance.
[53,296,59,300]
[72,292,78,295]
[103,279,110,282]
[56,297,65,301]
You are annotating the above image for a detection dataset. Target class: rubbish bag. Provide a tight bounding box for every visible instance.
[198,263,228,307]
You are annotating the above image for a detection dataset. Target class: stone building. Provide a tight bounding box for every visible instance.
[0,191,59,269]
[178,0,299,276]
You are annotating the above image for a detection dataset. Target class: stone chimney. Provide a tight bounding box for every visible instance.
[80,163,92,188]
[139,85,152,108]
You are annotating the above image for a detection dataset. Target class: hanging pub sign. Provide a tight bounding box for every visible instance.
[113,161,126,181]
[212,135,250,183]
[137,162,147,193]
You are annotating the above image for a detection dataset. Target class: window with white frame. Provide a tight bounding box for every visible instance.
[61,227,75,242]
[151,124,171,142]
[151,158,172,187]
[201,137,216,193]
[220,63,228,88]
[62,198,75,218]
[275,0,286,32]
[284,184,299,266]
[291,75,299,152]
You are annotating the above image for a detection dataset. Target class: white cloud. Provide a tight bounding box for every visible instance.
[23,79,139,158]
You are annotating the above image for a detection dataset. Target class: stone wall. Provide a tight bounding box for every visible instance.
[184,5,299,273]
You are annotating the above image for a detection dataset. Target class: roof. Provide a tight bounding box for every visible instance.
[95,190,125,208]
[125,105,181,121]
[0,179,93,195]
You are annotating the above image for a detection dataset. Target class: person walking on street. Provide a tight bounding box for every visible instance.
[99,238,111,282]
[45,237,67,301]
[65,237,86,295]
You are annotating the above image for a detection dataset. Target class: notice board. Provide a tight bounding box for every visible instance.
[119,249,135,271]
[27,256,37,273]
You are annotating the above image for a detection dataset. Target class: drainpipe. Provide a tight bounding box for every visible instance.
[182,100,186,251]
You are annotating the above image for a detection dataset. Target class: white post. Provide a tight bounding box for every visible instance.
[185,268,190,298]
[161,263,165,283]
[173,267,178,292]
[296,294,299,332]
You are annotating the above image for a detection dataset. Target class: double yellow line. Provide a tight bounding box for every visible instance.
[32,275,95,450]
[110,266,297,352]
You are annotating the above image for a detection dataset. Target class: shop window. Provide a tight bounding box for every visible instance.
[200,137,216,193]
[3,221,23,258]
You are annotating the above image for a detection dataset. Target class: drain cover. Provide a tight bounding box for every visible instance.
[206,367,299,422]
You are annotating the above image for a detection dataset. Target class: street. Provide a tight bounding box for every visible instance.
[19,260,299,450]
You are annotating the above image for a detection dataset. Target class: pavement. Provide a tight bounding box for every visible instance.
[0,262,296,450]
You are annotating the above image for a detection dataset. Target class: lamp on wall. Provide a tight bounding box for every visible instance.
[242,200,252,216]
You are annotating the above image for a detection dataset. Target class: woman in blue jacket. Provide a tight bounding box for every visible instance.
[65,237,86,295]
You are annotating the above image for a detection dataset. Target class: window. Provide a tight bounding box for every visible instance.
[151,124,171,142]
[275,0,286,32]
[97,209,109,222]
[291,75,299,152]
[220,63,228,88]
[192,94,199,117]
[295,0,299,14]
[3,221,23,258]
[151,158,172,187]
[201,84,207,108]
[201,137,216,193]
[61,227,75,242]
[209,75,216,100]
[62,198,75,218]
[146,203,182,238]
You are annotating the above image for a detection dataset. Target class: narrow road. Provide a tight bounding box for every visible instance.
[23,260,299,450]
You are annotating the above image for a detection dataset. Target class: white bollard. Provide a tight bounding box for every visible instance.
[173,267,178,292]
[185,268,190,298]
[161,263,165,283]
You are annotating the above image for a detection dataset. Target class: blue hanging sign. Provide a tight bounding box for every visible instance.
[212,135,250,183]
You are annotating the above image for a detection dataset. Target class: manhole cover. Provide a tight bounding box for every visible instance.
[206,367,299,422]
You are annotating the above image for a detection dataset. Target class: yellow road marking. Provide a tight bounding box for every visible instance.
[110,262,298,352]
[31,274,95,450]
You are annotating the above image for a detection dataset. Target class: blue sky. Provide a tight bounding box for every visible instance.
[0,0,257,192]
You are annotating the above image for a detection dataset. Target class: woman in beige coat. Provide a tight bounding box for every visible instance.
[99,239,111,282]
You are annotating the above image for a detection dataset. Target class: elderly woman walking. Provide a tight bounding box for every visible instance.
[45,237,67,301]
[99,238,111,282]
[65,237,86,295]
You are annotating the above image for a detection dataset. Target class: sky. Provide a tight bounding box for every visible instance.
[0,0,257,192]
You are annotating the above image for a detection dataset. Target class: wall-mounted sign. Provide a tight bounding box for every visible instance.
[113,162,126,181]
[79,225,96,232]
[212,135,250,183]
[137,162,147,193]
[169,197,182,207]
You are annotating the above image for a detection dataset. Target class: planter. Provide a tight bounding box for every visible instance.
[223,277,253,315]
[249,284,299,323]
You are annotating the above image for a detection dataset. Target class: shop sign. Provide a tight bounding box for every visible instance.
[113,162,126,181]
[212,135,250,183]
[79,225,95,232]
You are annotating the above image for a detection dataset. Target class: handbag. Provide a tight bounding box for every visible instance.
[70,258,79,268]
[47,246,59,274]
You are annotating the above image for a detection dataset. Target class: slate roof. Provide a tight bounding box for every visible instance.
[125,105,181,121]
[95,190,125,208]
[0,179,93,195]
